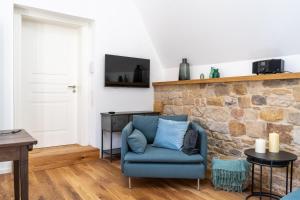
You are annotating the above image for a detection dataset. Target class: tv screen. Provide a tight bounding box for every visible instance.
[105,54,150,88]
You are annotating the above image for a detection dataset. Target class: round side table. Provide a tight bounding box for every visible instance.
[244,149,297,200]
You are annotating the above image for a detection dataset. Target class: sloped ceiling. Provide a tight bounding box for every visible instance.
[133,0,300,67]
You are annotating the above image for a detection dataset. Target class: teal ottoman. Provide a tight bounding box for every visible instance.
[281,189,300,200]
[212,158,250,192]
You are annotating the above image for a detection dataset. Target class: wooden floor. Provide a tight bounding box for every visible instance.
[0,157,254,200]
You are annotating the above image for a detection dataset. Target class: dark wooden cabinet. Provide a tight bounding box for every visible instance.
[101,111,159,162]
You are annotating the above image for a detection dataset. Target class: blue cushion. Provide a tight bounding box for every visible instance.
[127,129,147,154]
[132,115,188,143]
[125,145,203,163]
[153,118,189,150]
[281,189,300,200]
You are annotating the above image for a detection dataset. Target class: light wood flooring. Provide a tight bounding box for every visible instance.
[0,157,253,200]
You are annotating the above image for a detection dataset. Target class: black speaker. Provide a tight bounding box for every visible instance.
[252,59,284,74]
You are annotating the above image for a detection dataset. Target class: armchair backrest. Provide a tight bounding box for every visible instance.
[132,115,188,143]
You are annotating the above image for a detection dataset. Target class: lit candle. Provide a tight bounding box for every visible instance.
[269,132,280,153]
[255,138,266,153]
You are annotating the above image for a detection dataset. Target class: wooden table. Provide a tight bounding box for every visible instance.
[0,129,37,200]
[244,149,297,200]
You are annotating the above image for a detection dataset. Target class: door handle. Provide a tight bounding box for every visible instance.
[67,85,77,93]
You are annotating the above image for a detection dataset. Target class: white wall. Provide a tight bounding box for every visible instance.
[134,0,300,68]
[0,0,163,172]
[163,54,300,81]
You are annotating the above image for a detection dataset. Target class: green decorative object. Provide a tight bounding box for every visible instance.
[212,158,250,192]
[212,68,220,78]
[209,67,220,78]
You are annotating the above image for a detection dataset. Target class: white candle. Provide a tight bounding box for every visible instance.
[255,138,266,153]
[269,132,280,153]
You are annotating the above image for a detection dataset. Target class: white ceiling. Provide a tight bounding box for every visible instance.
[133,0,300,67]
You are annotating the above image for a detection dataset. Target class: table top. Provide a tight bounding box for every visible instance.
[244,148,297,163]
[0,129,37,148]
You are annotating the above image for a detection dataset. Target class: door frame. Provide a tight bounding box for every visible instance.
[13,5,93,146]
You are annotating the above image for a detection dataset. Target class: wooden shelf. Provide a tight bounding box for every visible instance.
[152,73,300,86]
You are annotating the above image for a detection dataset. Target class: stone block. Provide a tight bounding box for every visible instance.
[224,96,238,107]
[252,95,267,105]
[206,120,229,134]
[231,108,244,119]
[293,87,300,102]
[206,96,224,106]
[174,98,183,106]
[260,108,284,122]
[238,96,251,108]
[246,121,266,138]
[194,98,206,107]
[173,106,183,115]
[229,120,246,136]
[214,84,230,96]
[163,105,174,115]
[182,96,194,105]
[267,95,293,107]
[266,123,293,144]
[205,108,230,122]
[288,112,300,126]
[263,80,299,88]
[233,83,247,95]
[270,88,292,95]
[244,109,258,120]
[293,127,300,145]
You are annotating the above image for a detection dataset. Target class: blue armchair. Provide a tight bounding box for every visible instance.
[121,115,207,190]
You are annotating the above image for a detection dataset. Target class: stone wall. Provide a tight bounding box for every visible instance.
[154,79,300,194]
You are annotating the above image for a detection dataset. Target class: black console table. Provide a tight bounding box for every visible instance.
[244,148,297,200]
[101,111,159,162]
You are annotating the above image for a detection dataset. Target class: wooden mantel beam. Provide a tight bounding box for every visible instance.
[152,73,300,86]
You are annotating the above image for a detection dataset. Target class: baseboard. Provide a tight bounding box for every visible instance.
[0,162,12,174]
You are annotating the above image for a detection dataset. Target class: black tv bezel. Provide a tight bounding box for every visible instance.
[104,54,150,88]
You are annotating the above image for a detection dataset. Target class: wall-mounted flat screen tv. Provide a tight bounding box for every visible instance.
[105,54,150,88]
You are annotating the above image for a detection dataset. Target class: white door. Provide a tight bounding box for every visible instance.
[18,19,79,147]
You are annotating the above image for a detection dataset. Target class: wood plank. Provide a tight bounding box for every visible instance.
[29,144,99,172]
[0,159,256,200]
[152,72,300,86]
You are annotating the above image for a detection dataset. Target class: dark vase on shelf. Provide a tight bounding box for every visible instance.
[179,58,190,80]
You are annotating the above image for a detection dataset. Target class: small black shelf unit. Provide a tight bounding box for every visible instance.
[100,111,159,162]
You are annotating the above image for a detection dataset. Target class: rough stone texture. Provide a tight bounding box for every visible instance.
[266,123,293,144]
[238,96,251,108]
[244,109,258,120]
[288,112,300,126]
[267,95,294,107]
[293,87,300,102]
[246,121,266,138]
[206,97,224,106]
[231,108,244,119]
[260,108,284,122]
[154,78,300,194]
[251,95,266,105]
[229,120,246,136]
[224,96,238,107]
[214,84,230,96]
[293,127,300,145]
[233,83,247,95]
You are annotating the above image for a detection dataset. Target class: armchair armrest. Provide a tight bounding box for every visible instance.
[191,122,208,169]
[121,122,133,172]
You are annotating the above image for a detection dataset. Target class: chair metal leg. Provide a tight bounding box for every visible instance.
[197,178,200,190]
[128,177,132,189]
